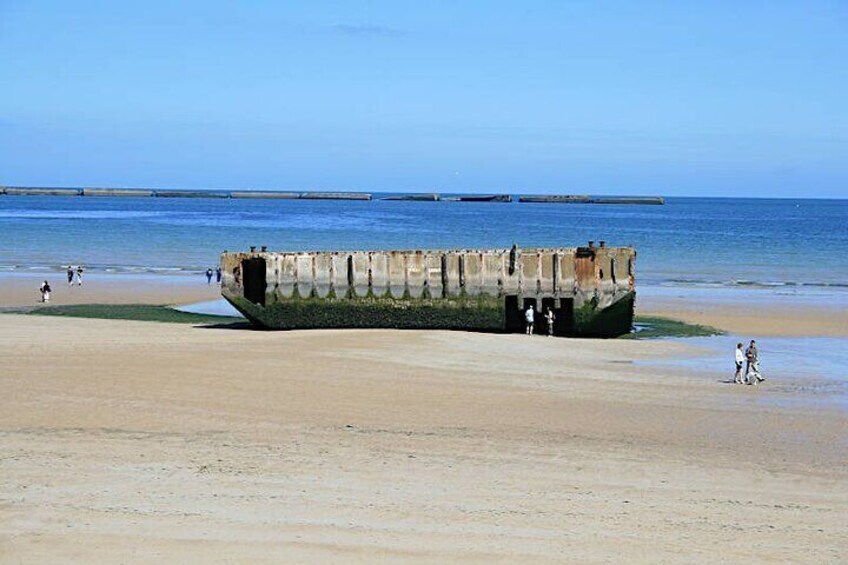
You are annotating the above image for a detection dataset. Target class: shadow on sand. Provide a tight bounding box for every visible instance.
[193,321,256,331]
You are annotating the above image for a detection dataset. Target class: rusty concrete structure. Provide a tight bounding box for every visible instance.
[220,244,636,337]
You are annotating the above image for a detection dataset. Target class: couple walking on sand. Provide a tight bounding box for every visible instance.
[206,267,222,285]
[735,340,765,385]
[66,265,84,286]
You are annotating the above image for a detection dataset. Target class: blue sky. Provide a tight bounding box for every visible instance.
[1,1,846,197]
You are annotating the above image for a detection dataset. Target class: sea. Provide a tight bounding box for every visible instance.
[2,193,847,406]
[1,195,846,290]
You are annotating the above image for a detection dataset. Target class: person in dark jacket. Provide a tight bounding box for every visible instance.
[40,280,52,302]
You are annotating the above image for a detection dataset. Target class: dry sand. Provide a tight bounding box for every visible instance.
[1,313,846,563]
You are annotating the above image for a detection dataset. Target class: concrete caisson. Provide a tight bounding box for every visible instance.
[221,244,636,337]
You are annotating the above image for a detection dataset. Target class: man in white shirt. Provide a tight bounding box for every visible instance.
[734,342,746,384]
[524,306,535,335]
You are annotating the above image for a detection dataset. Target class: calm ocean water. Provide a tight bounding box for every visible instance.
[1,195,846,288]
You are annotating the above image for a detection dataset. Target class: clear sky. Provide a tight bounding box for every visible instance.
[1,1,846,197]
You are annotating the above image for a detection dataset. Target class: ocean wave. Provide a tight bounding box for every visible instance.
[0,210,169,220]
[637,277,848,291]
[0,264,207,276]
[145,212,432,233]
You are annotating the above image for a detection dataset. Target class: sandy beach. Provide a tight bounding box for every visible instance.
[1,276,846,563]
[0,273,221,309]
[638,286,848,338]
[4,0,847,560]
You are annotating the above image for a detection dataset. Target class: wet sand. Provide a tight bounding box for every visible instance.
[638,287,848,337]
[640,301,848,337]
[1,312,846,563]
[0,272,221,308]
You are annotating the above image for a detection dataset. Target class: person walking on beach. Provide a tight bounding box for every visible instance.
[216,266,222,285]
[206,268,213,285]
[39,280,51,303]
[524,305,535,335]
[746,340,765,384]
[75,265,84,286]
[734,342,746,384]
[67,266,74,286]
[545,307,556,337]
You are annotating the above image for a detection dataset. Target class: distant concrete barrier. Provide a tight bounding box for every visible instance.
[0,186,664,205]
[230,191,300,200]
[381,193,440,201]
[591,197,665,205]
[519,195,591,203]
[82,188,155,197]
[520,195,664,205]
[299,192,372,200]
[456,194,512,203]
[153,190,230,198]
[3,187,82,196]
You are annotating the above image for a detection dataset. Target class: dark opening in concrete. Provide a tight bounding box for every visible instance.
[242,258,266,306]
[504,295,522,332]
[555,297,575,335]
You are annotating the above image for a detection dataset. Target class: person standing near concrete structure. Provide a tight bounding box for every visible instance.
[206,268,214,285]
[525,305,535,335]
[545,307,556,337]
[734,342,746,384]
[216,267,222,285]
[75,266,84,286]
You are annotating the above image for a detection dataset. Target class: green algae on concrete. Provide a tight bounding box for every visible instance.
[624,316,723,339]
[226,292,505,331]
[573,291,635,337]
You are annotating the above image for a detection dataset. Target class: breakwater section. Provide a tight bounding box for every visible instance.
[519,195,665,205]
[0,187,372,201]
[220,244,636,337]
[1,186,663,204]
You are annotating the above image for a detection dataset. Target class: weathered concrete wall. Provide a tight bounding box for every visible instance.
[223,247,632,302]
[221,245,636,336]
